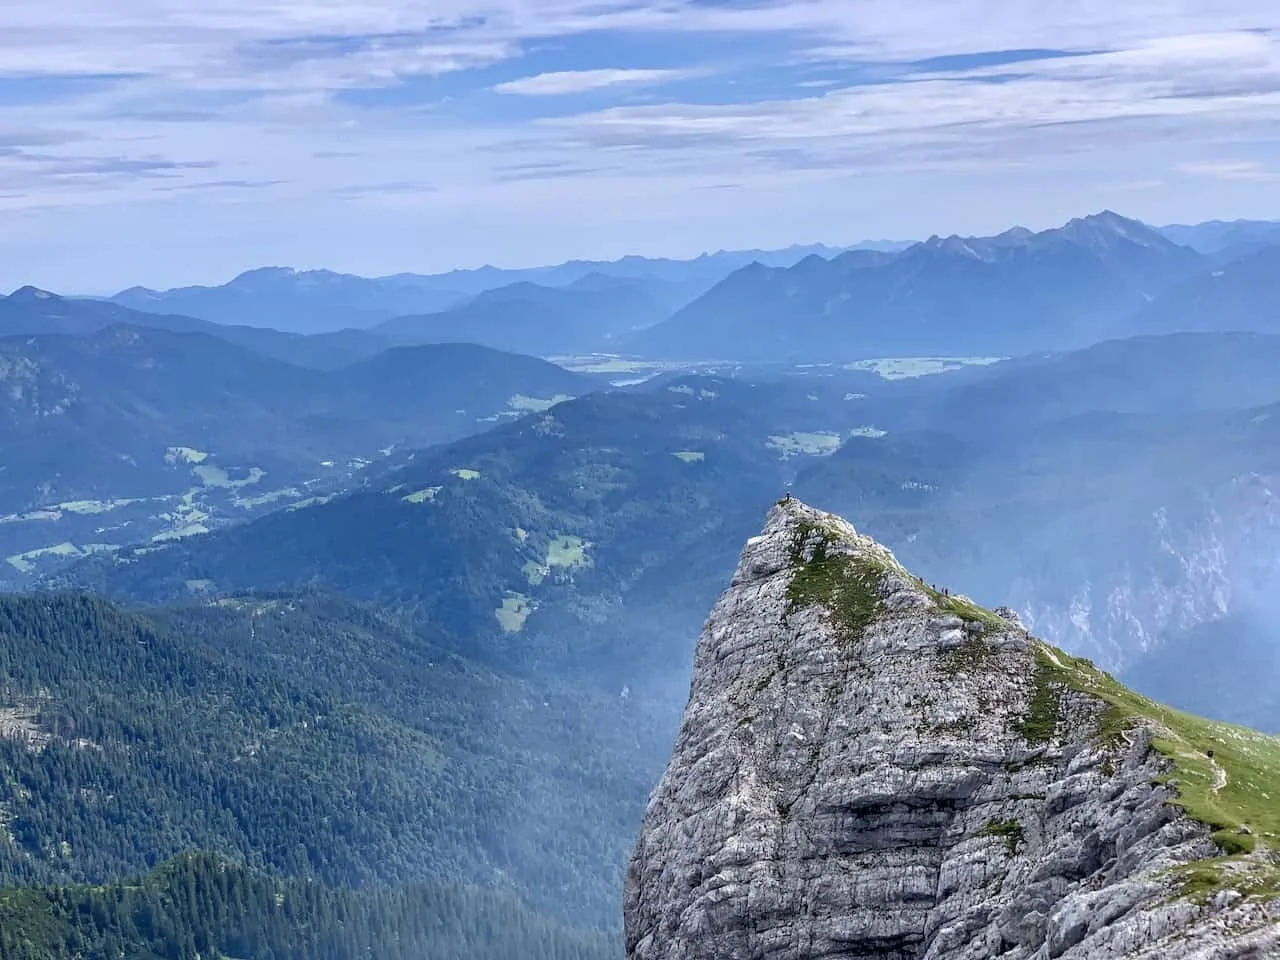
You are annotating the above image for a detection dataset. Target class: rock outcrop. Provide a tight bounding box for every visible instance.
[624,499,1280,959]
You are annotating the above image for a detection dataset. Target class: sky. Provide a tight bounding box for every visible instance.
[2,0,1280,291]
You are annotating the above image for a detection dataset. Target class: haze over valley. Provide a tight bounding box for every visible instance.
[4,2,1280,956]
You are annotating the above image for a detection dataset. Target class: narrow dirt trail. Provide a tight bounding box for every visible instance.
[1210,756,1227,794]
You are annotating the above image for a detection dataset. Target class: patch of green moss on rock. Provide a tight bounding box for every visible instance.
[1017,648,1065,744]
[980,818,1026,855]
[1166,854,1280,904]
[785,519,887,643]
[926,590,1007,630]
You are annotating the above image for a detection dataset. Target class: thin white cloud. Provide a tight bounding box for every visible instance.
[1178,160,1280,182]
[495,68,690,96]
[533,26,1280,160]
[3,0,1280,288]
[4,1,1280,96]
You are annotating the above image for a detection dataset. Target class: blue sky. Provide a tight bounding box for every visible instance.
[2,0,1280,291]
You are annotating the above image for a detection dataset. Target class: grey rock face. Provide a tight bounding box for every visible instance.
[624,500,1280,960]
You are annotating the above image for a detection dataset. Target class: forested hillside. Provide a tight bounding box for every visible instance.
[0,853,613,960]
[0,593,656,951]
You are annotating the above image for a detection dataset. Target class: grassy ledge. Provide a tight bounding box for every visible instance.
[919,584,1008,631]
[785,518,889,642]
[1166,855,1280,904]
[1017,650,1064,744]
[1027,640,1280,898]
[784,510,1008,664]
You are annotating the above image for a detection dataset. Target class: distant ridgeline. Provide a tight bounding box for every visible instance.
[0,593,625,959]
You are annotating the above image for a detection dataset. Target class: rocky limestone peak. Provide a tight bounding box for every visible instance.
[624,498,1280,960]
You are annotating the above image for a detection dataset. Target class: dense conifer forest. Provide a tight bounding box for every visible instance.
[0,853,614,959]
[0,593,637,956]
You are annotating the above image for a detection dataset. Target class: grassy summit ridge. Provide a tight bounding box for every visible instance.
[1026,643,1280,899]
[781,501,1280,898]
[1026,644,1280,854]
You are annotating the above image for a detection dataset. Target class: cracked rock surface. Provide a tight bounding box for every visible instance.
[623,500,1280,959]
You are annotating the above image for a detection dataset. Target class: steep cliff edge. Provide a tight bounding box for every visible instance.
[624,499,1280,959]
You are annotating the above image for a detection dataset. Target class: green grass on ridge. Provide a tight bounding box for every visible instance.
[1027,642,1280,899]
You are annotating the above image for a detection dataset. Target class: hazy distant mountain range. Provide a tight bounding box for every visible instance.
[0,213,1269,367]
[105,241,907,335]
[1129,243,1280,337]
[11,212,1249,364]
[1156,217,1280,260]
[110,268,467,334]
[632,211,1212,359]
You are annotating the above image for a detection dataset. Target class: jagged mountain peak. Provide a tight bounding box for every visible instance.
[1077,208,1136,226]
[916,233,991,259]
[625,498,1280,960]
[7,285,62,302]
[1058,209,1172,248]
[996,225,1036,243]
[908,212,1167,259]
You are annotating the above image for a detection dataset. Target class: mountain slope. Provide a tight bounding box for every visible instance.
[335,340,589,419]
[0,324,328,506]
[0,286,389,369]
[0,591,655,931]
[1130,245,1280,339]
[858,331,1280,437]
[60,375,890,678]
[0,326,590,579]
[625,500,1280,959]
[632,212,1205,360]
[60,336,1280,709]
[1123,613,1280,735]
[111,267,467,334]
[375,275,682,356]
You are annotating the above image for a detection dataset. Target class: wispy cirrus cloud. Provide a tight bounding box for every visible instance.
[1178,160,1280,181]
[152,177,283,191]
[495,68,693,96]
[492,157,622,180]
[0,147,218,184]
[1,0,1280,290]
[542,30,1280,140]
[333,179,436,197]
